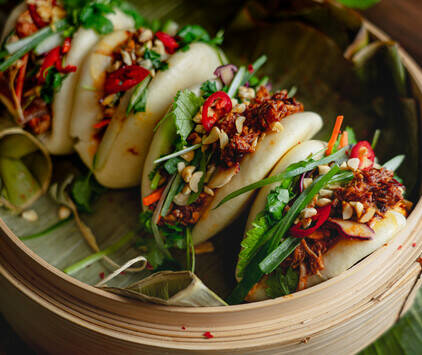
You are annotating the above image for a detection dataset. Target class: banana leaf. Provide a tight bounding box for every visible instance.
[360,286,422,355]
[103,271,227,306]
[0,121,52,213]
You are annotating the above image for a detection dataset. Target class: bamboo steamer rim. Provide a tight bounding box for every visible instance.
[0,20,422,352]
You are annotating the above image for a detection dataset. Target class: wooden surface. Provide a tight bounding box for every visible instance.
[0,0,421,353]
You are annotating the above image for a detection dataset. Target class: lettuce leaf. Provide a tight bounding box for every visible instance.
[236,212,271,279]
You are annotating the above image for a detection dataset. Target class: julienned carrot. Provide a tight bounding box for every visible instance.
[15,54,28,103]
[326,115,344,155]
[143,186,165,206]
[339,130,348,148]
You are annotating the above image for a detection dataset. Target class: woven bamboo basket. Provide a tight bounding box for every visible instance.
[0,18,421,355]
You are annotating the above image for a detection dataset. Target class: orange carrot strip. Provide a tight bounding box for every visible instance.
[15,54,29,104]
[143,186,165,207]
[326,115,344,155]
[339,130,348,148]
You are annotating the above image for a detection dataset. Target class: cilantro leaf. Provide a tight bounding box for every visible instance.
[236,212,271,279]
[265,267,298,298]
[118,1,145,29]
[177,25,223,51]
[163,157,183,175]
[133,88,148,113]
[159,89,202,145]
[144,48,168,71]
[78,2,115,34]
[40,68,68,104]
[71,173,105,213]
[200,80,218,98]
[266,186,290,221]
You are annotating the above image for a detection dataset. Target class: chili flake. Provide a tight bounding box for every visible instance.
[203,331,214,339]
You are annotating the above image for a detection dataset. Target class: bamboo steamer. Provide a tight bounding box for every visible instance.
[0,21,422,355]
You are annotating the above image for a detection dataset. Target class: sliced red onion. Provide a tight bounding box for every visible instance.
[328,218,375,240]
[214,64,238,86]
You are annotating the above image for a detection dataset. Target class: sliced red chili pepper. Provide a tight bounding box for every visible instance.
[290,205,332,238]
[38,47,61,84]
[201,91,232,132]
[350,140,375,170]
[62,37,72,54]
[55,57,77,74]
[155,31,179,54]
[93,119,111,129]
[28,4,48,29]
[104,65,150,95]
[247,64,254,73]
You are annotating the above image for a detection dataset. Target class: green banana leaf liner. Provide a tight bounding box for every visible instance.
[103,271,227,306]
[0,120,52,213]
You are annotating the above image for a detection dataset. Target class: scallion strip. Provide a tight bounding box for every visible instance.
[154,144,201,164]
[215,147,348,208]
[19,216,73,241]
[1,19,68,72]
[161,173,183,217]
[383,154,405,172]
[371,129,381,149]
[127,76,151,114]
[186,227,195,272]
[241,55,267,85]
[227,66,245,98]
[287,86,297,97]
[63,231,134,275]
[150,171,161,191]
[259,165,340,273]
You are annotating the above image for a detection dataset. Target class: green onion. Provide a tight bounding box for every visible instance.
[241,55,267,85]
[63,231,134,275]
[227,66,245,98]
[260,165,341,273]
[383,154,405,172]
[154,144,201,164]
[20,216,73,241]
[287,86,297,97]
[259,237,300,274]
[127,76,151,114]
[0,19,69,72]
[215,147,348,209]
[34,31,64,55]
[186,227,195,272]
[161,174,183,217]
[257,76,269,87]
[371,129,381,149]
[150,171,161,191]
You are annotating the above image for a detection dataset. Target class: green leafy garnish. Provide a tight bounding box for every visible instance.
[265,267,298,298]
[265,185,290,221]
[71,173,105,213]
[336,0,380,10]
[200,80,218,98]
[144,48,169,71]
[40,68,69,104]
[236,212,271,279]
[127,76,151,114]
[156,89,203,145]
[163,157,183,175]
[177,25,223,51]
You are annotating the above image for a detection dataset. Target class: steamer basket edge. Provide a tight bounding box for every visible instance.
[0,20,421,354]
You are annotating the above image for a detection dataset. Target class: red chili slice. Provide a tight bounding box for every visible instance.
[155,31,179,54]
[38,47,61,84]
[104,65,150,95]
[201,91,232,132]
[38,45,77,84]
[290,204,332,238]
[28,4,48,28]
[247,64,254,73]
[93,119,111,129]
[62,37,72,54]
[350,141,375,170]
